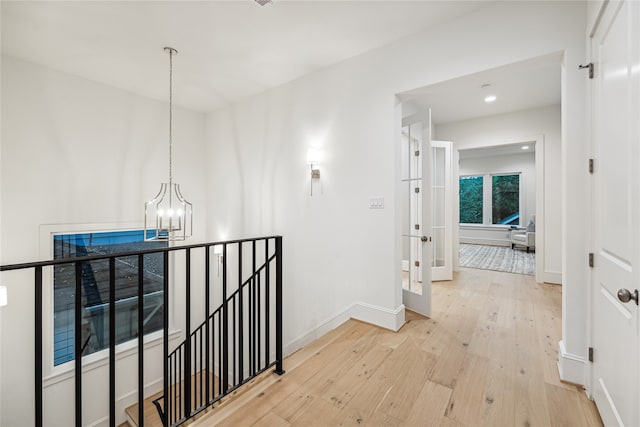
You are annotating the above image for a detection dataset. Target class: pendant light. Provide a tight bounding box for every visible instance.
[144,47,193,241]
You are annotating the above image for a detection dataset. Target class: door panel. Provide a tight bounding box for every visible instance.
[401,111,432,316]
[591,1,639,425]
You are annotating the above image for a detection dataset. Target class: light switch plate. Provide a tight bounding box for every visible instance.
[369,197,384,209]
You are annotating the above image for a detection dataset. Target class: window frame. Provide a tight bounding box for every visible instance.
[459,172,523,227]
[458,174,484,225]
[39,222,180,381]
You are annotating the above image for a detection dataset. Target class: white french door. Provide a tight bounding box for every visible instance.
[431,140,453,281]
[401,110,432,316]
[590,1,640,425]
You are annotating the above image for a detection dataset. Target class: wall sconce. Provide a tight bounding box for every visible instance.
[213,245,223,277]
[306,147,321,196]
[0,286,7,307]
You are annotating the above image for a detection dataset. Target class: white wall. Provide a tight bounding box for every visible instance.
[0,2,591,423]
[204,1,585,382]
[0,56,208,426]
[436,105,562,282]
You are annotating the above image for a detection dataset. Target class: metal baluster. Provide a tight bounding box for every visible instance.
[109,257,116,427]
[205,246,210,404]
[222,244,229,393]
[74,262,83,427]
[184,249,192,419]
[238,242,243,384]
[275,237,285,375]
[35,266,43,427]
[138,254,145,427]
[265,239,270,367]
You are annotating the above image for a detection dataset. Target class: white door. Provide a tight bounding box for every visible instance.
[591,1,640,425]
[401,110,432,316]
[431,140,453,281]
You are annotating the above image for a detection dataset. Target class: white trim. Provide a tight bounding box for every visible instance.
[557,339,585,385]
[459,224,513,231]
[88,416,109,427]
[534,135,545,284]
[43,330,181,388]
[350,302,405,332]
[543,271,562,284]
[283,304,354,356]
[459,237,510,247]
[402,260,410,271]
[283,302,406,357]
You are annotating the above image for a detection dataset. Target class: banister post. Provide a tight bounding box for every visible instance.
[163,251,169,426]
[274,236,285,375]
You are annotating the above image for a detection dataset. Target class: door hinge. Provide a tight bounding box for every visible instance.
[589,158,594,174]
[588,347,594,363]
[414,261,420,267]
[414,150,420,157]
[579,62,594,79]
[414,187,420,194]
[414,224,420,230]
[588,253,594,268]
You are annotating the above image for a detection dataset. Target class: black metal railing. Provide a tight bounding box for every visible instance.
[0,235,284,427]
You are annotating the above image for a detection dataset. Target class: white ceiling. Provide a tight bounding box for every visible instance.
[1,0,490,113]
[399,52,562,124]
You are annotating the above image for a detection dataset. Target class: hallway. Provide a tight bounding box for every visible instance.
[191,268,601,426]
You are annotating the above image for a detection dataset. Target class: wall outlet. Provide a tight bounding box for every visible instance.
[369,197,384,209]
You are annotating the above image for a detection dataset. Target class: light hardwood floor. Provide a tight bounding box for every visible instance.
[188,267,602,427]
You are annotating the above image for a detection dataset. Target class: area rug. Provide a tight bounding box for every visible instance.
[459,244,535,275]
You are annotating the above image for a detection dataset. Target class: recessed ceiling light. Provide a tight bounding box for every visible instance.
[484,95,497,103]
[522,146,530,150]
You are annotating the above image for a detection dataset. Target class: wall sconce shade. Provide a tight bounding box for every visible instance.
[0,286,7,307]
[306,147,320,164]
[306,147,321,196]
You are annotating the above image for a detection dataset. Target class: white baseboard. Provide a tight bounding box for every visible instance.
[283,302,406,357]
[350,302,405,332]
[283,304,354,356]
[459,237,510,247]
[543,271,562,284]
[557,340,585,385]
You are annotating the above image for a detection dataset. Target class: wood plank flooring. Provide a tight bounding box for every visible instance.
[187,267,602,426]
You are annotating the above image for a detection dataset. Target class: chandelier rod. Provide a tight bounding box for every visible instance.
[164,47,177,190]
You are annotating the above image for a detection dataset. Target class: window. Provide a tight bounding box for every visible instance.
[459,173,521,226]
[459,175,483,224]
[53,230,166,366]
[492,174,520,225]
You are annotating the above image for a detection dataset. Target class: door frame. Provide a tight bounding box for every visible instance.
[453,135,546,283]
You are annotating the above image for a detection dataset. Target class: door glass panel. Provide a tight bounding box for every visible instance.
[433,146,445,187]
[432,146,446,269]
[433,227,445,267]
[401,124,423,294]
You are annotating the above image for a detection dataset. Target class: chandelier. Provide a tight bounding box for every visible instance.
[144,47,193,241]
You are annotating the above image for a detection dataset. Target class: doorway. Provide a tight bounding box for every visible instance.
[396,53,562,294]
[456,138,544,281]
